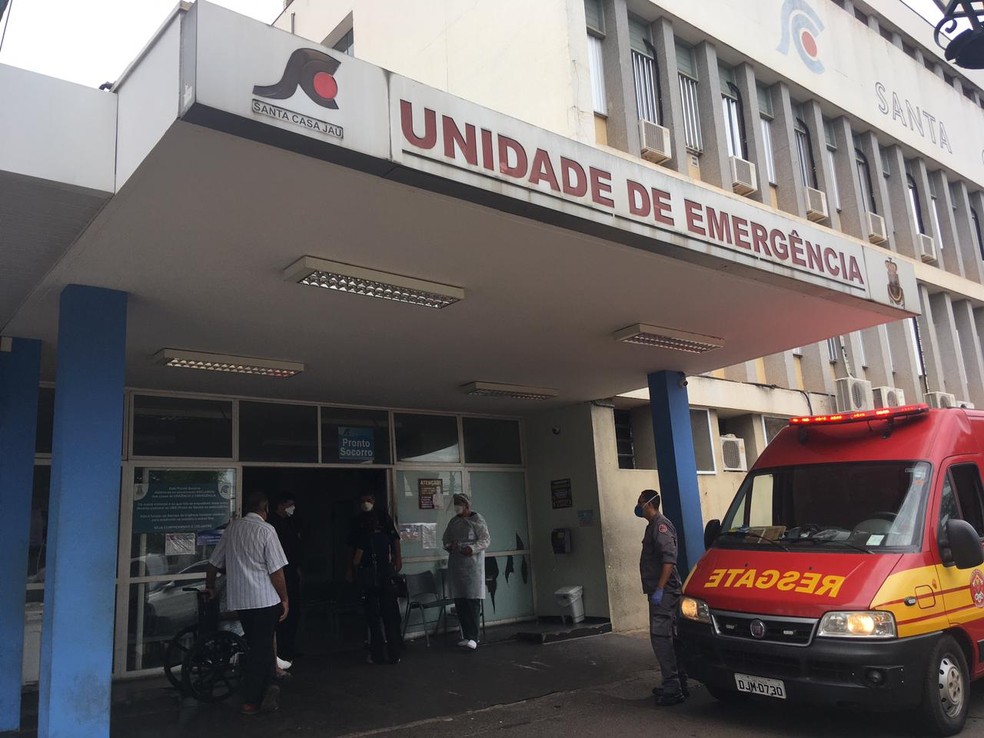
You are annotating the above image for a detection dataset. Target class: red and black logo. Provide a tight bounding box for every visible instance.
[253,48,340,109]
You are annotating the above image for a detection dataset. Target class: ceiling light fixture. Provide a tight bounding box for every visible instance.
[461,381,558,400]
[613,324,724,354]
[154,349,303,378]
[285,256,464,309]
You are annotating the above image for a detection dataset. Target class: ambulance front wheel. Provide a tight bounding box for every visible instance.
[920,634,969,736]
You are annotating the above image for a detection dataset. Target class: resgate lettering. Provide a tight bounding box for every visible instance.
[702,567,846,598]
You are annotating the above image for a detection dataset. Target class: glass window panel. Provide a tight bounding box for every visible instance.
[675,39,696,78]
[628,17,650,54]
[35,387,54,455]
[321,407,390,464]
[27,465,50,580]
[584,0,604,34]
[395,413,460,463]
[469,471,529,553]
[394,470,462,558]
[129,467,237,576]
[760,118,776,184]
[239,401,317,462]
[757,84,773,116]
[632,49,659,124]
[690,409,715,472]
[762,416,788,444]
[132,395,232,458]
[587,34,607,115]
[462,417,522,465]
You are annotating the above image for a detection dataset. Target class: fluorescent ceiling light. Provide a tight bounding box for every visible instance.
[154,349,303,378]
[285,256,464,309]
[461,381,558,400]
[613,324,723,354]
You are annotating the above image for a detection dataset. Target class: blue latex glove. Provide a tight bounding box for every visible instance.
[649,588,664,606]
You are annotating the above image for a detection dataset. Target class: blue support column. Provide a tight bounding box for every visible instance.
[648,370,704,575]
[38,286,127,738]
[0,338,42,732]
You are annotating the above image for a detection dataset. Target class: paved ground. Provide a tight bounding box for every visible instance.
[8,626,984,737]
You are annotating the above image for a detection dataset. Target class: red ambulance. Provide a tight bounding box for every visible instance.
[679,404,984,736]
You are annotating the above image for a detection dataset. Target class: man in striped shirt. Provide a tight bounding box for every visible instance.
[206,490,289,715]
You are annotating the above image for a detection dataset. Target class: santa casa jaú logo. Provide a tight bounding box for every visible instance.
[777,0,825,74]
[251,48,344,139]
[971,569,984,609]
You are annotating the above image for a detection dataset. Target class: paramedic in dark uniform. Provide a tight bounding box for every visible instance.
[637,488,688,706]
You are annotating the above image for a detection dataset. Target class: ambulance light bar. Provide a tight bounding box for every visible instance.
[789,404,930,426]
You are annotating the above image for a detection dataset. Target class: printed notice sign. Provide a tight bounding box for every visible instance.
[418,478,442,509]
[133,480,231,534]
[551,478,573,509]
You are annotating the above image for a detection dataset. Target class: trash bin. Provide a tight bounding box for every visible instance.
[554,585,584,624]
[22,603,43,685]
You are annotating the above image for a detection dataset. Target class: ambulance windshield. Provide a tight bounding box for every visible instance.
[717,461,931,551]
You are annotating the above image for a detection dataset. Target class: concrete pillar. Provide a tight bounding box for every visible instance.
[651,18,689,175]
[802,101,838,227]
[830,117,865,240]
[856,133,895,252]
[799,341,836,396]
[860,325,894,388]
[926,169,964,276]
[769,83,803,217]
[929,292,969,398]
[883,145,919,260]
[38,286,127,738]
[692,42,729,191]
[733,63,768,205]
[762,351,798,388]
[600,0,636,154]
[950,182,984,283]
[647,370,703,574]
[0,338,42,732]
[953,300,984,406]
[917,284,946,394]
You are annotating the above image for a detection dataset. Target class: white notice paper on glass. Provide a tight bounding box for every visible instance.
[421,523,438,550]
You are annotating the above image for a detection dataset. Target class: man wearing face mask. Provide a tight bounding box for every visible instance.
[442,493,491,650]
[636,489,688,706]
[270,493,303,664]
[347,492,404,664]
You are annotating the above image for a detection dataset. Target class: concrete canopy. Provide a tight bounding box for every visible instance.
[1,4,917,416]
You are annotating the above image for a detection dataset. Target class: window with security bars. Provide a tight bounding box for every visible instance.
[676,40,702,152]
[794,113,818,189]
[585,0,607,115]
[720,65,745,159]
[758,86,776,184]
[823,120,841,211]
[614,409,636,469]
[630,18,660,124]
[855,147,877,214]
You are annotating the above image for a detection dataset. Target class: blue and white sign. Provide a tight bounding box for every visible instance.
[339,426,375,462]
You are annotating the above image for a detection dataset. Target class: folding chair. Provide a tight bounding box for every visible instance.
[401,571,452,646]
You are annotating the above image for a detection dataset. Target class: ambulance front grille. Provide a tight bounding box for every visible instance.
[712,611,816,646]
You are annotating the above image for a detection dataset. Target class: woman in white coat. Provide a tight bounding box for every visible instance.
[442,493,491,649]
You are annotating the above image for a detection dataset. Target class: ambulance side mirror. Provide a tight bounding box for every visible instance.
[703,519,722,549]
[944,519,984,569]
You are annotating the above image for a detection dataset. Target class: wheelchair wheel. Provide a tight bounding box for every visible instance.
[163,625,198,691]
[182,631,248,702]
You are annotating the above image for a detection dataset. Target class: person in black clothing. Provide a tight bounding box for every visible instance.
[347,492,403,665]
[269,492,303,662]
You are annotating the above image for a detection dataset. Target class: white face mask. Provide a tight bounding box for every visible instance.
[285,505,296,517]
[454,505,466,515]
[361,501,374,512]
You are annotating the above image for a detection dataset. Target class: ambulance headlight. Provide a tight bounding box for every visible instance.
[680,596,711,624]
[817,611,896,638]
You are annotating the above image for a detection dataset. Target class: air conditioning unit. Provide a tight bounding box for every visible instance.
[835,377,874,412]
[872,386,905,408]
[730,156,758,196]
[720,434,747,472]
[867,211,888,245]
[957,400,976,409]
[917,233,938,264]
[804,187,829,222]
[639,119,672,164]
[924,391,957,408]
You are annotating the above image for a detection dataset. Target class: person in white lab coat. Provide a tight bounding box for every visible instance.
[442,493,490,649]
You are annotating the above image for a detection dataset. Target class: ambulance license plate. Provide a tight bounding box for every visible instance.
[734,673,786,699]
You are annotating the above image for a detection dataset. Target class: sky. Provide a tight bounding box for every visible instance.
[0,0,284,88]
[0,0,958,90]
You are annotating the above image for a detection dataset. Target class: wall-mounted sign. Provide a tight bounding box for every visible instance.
[418,478,442,509]
[132,479,231,534]
[551,478,573,509]
[339,426,375,462]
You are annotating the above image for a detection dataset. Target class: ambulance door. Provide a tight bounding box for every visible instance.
[934,459,984,674]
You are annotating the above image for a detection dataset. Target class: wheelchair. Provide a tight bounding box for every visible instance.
[162,588,248,702]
